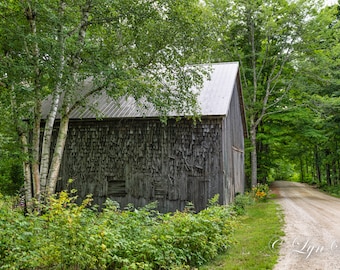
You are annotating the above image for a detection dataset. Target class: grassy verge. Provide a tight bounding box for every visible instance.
[319,184,340,198]
[200,196,284,270]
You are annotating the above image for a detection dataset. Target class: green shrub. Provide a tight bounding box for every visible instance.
[0,192,237,270]
[232,193,253,215]
[320,184,340,198]
[251,183,270,201]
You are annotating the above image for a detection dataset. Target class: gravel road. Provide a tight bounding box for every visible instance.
[272,181,340,270]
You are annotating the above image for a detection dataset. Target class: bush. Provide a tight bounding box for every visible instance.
[232,193,253,215]
[251,183,270,201]
[0,192,237,270]
[0,162,24,196]
[320,184,340,198]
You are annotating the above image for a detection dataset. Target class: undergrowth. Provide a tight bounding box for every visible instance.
[319,184,340,198]
[0,191,242,270]
[200,197,284,270]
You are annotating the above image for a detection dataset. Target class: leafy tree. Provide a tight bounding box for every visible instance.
[0,85,25,195]
[288,1,340,185]
[0,0,214,202]
[253,1,340,185]
[207,0,331,186]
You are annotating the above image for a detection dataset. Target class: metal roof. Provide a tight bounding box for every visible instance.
[43,62,241,119]
[197,62,239,116]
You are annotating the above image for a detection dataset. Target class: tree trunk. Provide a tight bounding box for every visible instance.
[324,149,331,186]
[21,132,32,203]
[332,159,337,186]
[300,156,304,182]
[44,0,90,196]
[250,120,257,187]
[305,156,309,176]
[249,13,258,187]
[326,164,331,186]
[314,146,321,184]
[40,93,59,193]
[47,115,69,194]
[40,82,64,194]
[334,140,339,185]
[10,83,33,202]
[39,1,66,195]
[32,103,41,198]
[26,2,42,199]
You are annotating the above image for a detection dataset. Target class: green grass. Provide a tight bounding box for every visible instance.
[200,197,284,270]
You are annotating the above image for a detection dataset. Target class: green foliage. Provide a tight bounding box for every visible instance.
[0,162,24,196]
[251,183,270,202]
[254,2,340,186]
[0,191,237,269]
[319,184,340,198]
[0,132,24,195]
[231,193,254,216]
[200,199,284,270]
[206,0,326,186]
[0,0,216,199]
[206,0,340,187]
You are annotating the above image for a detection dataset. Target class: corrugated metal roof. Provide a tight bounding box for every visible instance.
[43,62,240,119]
[198,62,239,116]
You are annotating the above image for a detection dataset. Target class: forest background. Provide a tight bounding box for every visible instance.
[0,0,339,199]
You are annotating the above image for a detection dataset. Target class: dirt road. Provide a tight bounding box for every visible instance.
[272,181,340,270]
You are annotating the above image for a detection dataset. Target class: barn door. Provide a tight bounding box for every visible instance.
[187,176,208,211]
[232,146,244,195]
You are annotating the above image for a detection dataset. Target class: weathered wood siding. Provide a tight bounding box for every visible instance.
[56,118,225,212]
[222,82,245,204]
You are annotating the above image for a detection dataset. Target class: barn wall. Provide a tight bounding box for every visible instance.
[56,118,224,212]
[222,83,245,203]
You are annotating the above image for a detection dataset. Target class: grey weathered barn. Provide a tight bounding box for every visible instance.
[55,62,247,212]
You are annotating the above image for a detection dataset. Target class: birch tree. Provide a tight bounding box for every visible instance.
[0,0,213,202]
